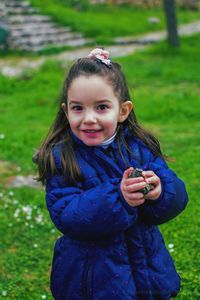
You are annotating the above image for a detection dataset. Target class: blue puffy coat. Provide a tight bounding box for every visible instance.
[46,129,188,300]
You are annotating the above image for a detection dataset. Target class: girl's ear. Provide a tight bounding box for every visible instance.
[61,103,68,116]
[118,101,133,123]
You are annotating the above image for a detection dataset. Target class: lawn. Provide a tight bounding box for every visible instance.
[28,0,200,43]
[0,33,200,299]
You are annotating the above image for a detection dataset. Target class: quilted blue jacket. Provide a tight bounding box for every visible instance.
[46,128,188,300]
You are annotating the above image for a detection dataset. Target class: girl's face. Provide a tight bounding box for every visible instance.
[66,75,132,146]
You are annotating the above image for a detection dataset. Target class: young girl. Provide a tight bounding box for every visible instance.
[35,48,188,300]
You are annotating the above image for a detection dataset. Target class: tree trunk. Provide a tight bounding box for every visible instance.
[163,0,180,46]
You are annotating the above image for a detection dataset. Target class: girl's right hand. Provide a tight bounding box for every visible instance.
[120,167,146,207]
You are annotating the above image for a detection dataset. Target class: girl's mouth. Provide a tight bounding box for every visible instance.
[82,129,102,138]
[82,129,102,133]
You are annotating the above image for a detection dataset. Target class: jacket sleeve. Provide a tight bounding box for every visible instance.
[139,149,188,225]
[46,174,138,239]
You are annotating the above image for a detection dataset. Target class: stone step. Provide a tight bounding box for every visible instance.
[6,6,39,14]
[10,27,72,38]
[8,14,51,24]
[3,0,92,52]
[8,22,71,32]
[4,0,33,8]
[11,32,84,46]
[13,37,92,52]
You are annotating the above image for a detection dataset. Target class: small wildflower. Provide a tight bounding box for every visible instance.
[26,215,32,220]
[35,214,43,224]
[8,223,13,227]
[0,133,5,139]
[2,290,7,296]
[30,224,34,229]
[22,205,32,214]
[168,243,174,249]
[0,192,3,198]
[14,208,20,218]
[13,199,19,205]
[33,243,38,248]
[8,191,14,197]
[41,295,47,299]
[51,228,55,233]
[169,248,174,252]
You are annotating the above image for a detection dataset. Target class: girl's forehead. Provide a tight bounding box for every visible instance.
[68,75,113,94]
[68,75,118,101]
[70,74,109,87]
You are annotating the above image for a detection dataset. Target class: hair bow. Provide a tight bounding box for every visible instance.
[87,48,112,67]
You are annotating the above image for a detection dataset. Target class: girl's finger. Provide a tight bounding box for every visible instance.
[145,186,161,200]
[147,176,160,186]
[125,182,148,193]
[123,167,134,180]
[125,177,145,186]
[142,170,155,178]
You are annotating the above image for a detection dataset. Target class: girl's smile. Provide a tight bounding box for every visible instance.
[66,75,132,146]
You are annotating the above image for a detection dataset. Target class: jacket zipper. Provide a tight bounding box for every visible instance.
[82,255,92,300]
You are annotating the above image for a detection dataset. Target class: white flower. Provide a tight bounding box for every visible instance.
[22,205,32,215]
[14,208,20,218]
[33,243,38,248]
[35,214,43,224]
[0,192,3,198]
[51,228,55,233]
[0,133,5,139]
[41,295,47,299]
[8,223,13,227]
[168,243,174,249]
[2,290,7,296]
[169,248,174,252]
[26,215,32,220]
[8,191,14,197]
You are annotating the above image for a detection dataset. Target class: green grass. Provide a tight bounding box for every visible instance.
[28,0,200,42]
[0,34,200,298]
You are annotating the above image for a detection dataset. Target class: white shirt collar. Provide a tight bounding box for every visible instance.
[99,132,117,149]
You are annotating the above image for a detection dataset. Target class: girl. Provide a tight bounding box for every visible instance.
[34,48,188,300]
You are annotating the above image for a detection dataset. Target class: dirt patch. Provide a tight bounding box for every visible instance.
[0,160,42,189]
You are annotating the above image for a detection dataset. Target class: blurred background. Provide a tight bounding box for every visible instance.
[0,1,200,299]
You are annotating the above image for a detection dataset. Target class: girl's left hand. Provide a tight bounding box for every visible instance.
[142,170,162,201]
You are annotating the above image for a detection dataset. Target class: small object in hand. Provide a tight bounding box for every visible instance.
[128,168,154,195]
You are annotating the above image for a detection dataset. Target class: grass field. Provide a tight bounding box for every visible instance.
[28,0,200,44]
[0,33,200,299]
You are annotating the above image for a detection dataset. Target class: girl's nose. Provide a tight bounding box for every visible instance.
[83,111,97,124]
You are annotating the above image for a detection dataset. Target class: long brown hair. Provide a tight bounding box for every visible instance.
[34,56,166,185]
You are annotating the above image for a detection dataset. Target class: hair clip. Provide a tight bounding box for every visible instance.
[87,48,112,67]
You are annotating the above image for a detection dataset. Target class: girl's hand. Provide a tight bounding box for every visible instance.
[142,170,162,200]
[120,167,146,207]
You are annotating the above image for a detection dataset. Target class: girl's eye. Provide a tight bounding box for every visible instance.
[97,104,108,111]
[71,105,82,111]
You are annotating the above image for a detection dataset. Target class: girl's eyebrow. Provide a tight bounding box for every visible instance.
[69,99,112,105]
[68,101,82,105]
